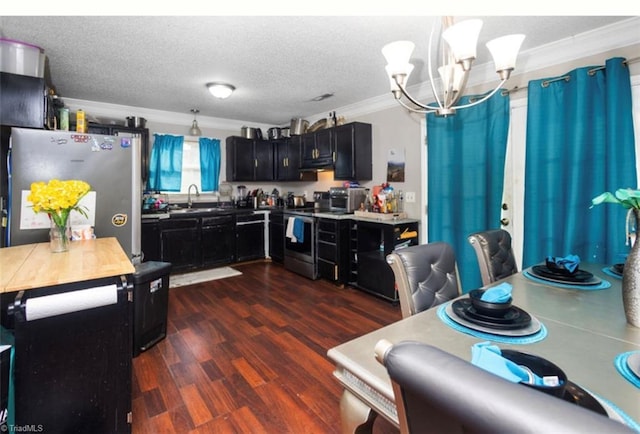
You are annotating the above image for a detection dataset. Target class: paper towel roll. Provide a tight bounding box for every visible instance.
[25,284,118,321]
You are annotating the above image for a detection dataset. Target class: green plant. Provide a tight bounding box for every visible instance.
[591,188,640,209]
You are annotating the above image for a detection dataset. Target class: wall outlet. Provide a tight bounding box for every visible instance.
[405,192,416,203]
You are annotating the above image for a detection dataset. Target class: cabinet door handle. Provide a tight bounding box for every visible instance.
[332,151,336,163]
[255,159,258,167]
[334,265,338,281]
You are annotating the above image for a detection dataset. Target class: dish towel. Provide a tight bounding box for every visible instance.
[293,218,304,243]
[546,254,580,273]
[286,217,297,242]
[481,283,512,303]
[471,342,546,385]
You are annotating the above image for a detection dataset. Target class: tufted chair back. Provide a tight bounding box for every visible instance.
[468,229,518,286]
[386,242,461,319]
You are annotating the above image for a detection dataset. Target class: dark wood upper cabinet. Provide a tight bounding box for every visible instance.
[301,128,333,169]
[333,122,372,181]
[226,136,274,182]
[275,136,317,182]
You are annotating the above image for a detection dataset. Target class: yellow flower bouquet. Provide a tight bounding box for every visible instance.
[27,179,91,251]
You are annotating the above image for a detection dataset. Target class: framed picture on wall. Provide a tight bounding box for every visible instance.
[387,148,405,182]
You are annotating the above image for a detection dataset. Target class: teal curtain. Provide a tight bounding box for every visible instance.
[146,134,184,192]
[427,91,510,292]
[523,57,636,268]
[199,137,221,192]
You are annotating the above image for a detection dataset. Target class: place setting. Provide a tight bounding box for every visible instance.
[614,350,640,390]
[523,254,611,290]
[470,342,640,430]
[602,262,625,280]
[437,282,548,344]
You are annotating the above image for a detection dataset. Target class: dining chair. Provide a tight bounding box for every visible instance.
[468,229,518,286]
[386,242,461,319]
[374,339,635,434]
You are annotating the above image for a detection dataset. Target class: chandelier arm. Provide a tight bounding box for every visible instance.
[427,18,445,111]
[396,97,434,114]
[451,80,507,110]
[394,80,441,111]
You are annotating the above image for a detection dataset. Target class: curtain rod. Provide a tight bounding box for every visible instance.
[503,56,640,95]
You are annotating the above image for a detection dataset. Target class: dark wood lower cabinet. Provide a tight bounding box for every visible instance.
[355,220,420,301]
[160,218,200,272]
[201,215,235,267]
[141,220,161,262]
[269,210,284,263]
[317,218,350,284]
[236,213,265,262]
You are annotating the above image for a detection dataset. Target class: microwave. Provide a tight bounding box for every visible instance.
[329,187,367,212]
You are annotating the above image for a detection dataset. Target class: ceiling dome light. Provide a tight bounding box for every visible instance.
[207,82,235,99]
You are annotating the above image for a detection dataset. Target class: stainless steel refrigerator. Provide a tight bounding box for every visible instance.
[7,127,142,262]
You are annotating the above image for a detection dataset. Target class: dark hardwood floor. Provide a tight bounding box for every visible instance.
[132,261,402,433]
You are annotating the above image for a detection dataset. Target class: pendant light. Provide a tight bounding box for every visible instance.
[189,108,202,136]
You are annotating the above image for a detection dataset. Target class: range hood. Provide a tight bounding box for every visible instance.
[299,157,334,171]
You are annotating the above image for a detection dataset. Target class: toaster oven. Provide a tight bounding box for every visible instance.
[329,187,367,212]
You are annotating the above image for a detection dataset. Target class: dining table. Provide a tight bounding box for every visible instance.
[327,262,640,433]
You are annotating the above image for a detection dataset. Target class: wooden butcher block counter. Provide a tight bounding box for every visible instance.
[0,237,135,293]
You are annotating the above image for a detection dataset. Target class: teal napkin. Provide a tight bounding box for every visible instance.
[546,254,580,273]
[471,342,543,385]
[480,282,512,303]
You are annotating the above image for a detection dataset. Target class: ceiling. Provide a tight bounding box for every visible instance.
[0,16,633,126]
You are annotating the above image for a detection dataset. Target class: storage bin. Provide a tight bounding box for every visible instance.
[0,38,45,78]
[132,261,172,357]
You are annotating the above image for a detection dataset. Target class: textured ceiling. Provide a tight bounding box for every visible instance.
[0,16,633,126]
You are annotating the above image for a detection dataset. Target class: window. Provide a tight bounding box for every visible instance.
[147,135,221,194]
[179,139,201,193]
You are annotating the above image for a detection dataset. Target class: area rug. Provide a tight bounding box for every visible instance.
[170,267,242,288]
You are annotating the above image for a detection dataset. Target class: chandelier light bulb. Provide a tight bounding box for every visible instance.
[486,34,526,76]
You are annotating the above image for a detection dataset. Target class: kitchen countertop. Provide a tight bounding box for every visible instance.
[0,237,135,293]
[141,206,419,225]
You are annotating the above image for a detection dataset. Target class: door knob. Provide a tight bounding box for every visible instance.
[501,218,510,226]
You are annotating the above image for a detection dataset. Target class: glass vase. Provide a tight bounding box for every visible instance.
[50,220,70,253]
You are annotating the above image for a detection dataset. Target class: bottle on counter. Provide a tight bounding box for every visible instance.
[76,109,86,133]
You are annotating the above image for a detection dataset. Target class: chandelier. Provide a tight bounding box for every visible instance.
[382,17,525,116]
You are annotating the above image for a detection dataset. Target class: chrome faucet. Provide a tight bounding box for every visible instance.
[187,184,200,208]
